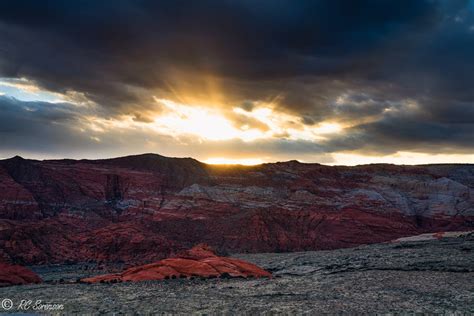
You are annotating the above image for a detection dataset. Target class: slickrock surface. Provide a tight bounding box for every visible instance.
[0,153,473,265]
[0,263,42,287]
[393,230,473,242]
[81,244,271,283]
[0,234,472,314]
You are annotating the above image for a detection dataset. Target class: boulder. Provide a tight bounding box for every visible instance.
[81,244,271,283]
[0,263,42,287]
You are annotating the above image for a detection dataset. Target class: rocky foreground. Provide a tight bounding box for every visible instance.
[0,153,473,265]
[0,233,472,314]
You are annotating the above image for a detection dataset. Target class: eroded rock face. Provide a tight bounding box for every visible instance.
[81,244,271,283]
[0,154,473,265]
[0,262,42,287]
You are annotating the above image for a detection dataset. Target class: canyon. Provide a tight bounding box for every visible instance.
[0,153,473,266]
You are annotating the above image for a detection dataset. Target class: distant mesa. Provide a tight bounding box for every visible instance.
[81,244,271,284]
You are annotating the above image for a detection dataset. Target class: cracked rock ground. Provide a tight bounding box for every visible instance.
[1,234,472,314]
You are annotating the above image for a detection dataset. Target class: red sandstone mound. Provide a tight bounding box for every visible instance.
[81,244,271,283]
[0,263,42,287]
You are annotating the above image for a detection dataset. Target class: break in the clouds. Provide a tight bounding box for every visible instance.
[0,0,474,164]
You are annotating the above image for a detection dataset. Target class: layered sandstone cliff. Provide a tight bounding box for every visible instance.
[0,154,472,265]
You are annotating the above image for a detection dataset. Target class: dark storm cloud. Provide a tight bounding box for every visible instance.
[324,99,474,154]
[0,95,179,158]
[0,96,95,154]
[0,0,444,106]
[0,0,473,157]
[0,95,330,161]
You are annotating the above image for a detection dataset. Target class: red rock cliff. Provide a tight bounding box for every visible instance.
[0,154,473,265]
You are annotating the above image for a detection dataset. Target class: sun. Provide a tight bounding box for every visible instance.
[152,98,264,142]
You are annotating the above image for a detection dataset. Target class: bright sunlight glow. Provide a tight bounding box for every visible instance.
[204,157,264,165]
[153,98,264,141]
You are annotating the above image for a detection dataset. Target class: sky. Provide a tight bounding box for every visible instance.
[0,0,474,165]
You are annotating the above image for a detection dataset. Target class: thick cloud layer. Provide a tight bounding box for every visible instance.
[0,0,473,162]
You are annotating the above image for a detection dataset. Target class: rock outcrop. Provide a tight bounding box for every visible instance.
[81,244,271,283]
[0,262,42,287]
[392,230,473,243]
[0,153,473,265]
